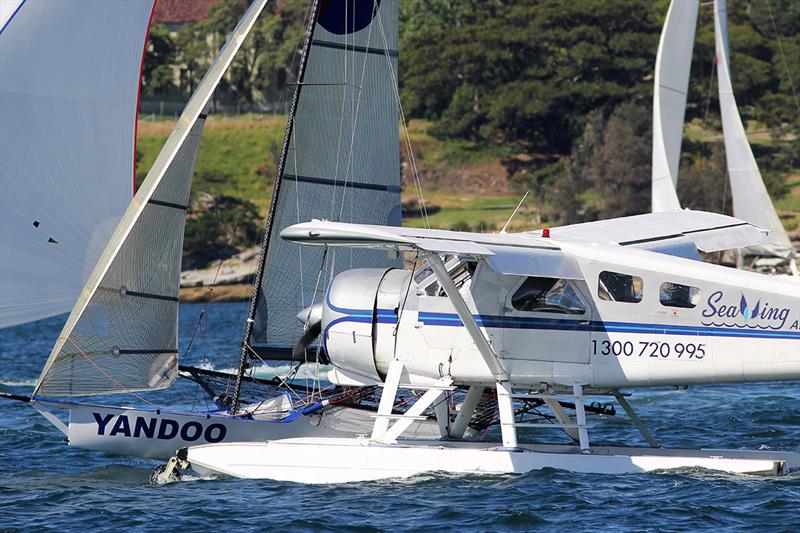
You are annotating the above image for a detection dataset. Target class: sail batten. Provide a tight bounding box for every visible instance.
[714,0,792,257]
[34,0,270,398]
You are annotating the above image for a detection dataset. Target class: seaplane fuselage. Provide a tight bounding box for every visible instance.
[310,221,800,390]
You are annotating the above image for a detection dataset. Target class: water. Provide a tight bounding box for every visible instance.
[1,302,798,531]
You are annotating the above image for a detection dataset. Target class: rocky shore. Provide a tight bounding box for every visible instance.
[179,246,259,303]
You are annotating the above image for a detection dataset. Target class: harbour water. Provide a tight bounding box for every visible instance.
[1,302,798,531]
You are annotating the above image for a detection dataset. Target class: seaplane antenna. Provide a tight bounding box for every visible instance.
[499,190,530,234]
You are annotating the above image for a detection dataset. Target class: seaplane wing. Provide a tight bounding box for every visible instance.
[281,210,770,257]
[551,210,769,252]
[281,217,588,279]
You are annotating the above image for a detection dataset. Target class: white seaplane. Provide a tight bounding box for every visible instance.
[179,212,800,483]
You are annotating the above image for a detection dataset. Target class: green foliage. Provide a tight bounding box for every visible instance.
[677,143,731,214]
[142,24,176,97]
[184,195,261,269]
[585,103,652,218]
[139,1,799,238]
[135,116,287,213]
[749,0,800,38]
[540,103,651,221]
[401,0,658,153]
[450,220,471,232]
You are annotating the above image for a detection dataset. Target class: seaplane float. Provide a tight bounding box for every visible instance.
[174,213,800,483]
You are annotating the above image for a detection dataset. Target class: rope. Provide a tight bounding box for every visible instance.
[182,206,243,366]
[336,3,378,222]
[62,336,164,409]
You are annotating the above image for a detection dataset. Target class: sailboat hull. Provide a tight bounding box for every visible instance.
[32,400,444,460]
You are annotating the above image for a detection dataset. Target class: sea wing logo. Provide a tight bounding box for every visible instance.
[702,291,792,330]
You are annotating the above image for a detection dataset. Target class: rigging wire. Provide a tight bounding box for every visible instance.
[374,4,431,229]
[181,206,244,365]
[336,3,378,222]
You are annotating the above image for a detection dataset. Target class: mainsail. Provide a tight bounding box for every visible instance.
[0,0,155,328]
[651,0,699,213]
[34,0,270,397]
[714,0,793,258]
[242,0,402,359]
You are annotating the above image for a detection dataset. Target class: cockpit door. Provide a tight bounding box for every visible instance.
[500,277,593,364]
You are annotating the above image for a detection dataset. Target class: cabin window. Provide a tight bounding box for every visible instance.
[598,271,643,303]
[659,282,701,309]
[417,257,476,297]
[414,263,433,284]
[511,277,586,314]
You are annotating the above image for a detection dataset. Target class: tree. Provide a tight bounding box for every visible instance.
[677,143,731,214]
[550,109,605,224]
[401,0,659,153]
[584,103,652,218]
[176,20,210,95]
[141,23,176,97]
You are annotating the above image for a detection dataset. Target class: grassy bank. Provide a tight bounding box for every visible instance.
[136,115,799,234]
[136,114,286,214]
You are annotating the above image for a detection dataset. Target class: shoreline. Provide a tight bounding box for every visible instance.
[180,283,252,303]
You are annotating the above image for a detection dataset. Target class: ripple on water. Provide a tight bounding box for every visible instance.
[1,304,799,531]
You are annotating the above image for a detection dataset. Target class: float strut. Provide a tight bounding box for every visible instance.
[496,381,519,449]
[573,383,591,453]
[612,390,659,448]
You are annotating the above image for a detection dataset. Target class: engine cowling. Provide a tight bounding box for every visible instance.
[322,267,410,382]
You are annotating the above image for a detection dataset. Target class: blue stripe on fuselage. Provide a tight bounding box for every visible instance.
[324,301,800,341]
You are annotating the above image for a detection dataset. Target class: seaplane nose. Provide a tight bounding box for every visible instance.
[295,303,323,325]
[320,268,397,382]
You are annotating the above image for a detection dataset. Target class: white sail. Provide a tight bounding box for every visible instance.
[0,0,155,328]
[245,0,402,358]
[714,0,793,257]
[651,0,699,212]
[34,0,270,397]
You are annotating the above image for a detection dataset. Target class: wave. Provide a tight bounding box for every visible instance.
[0,378,37,387]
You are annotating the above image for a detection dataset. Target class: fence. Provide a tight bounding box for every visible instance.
[139,99,289,117]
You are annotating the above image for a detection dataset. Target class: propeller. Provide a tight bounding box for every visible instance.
[292,303,329,363]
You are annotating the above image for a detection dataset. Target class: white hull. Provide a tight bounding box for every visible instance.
[32,400,444,460]
[186,438,799,483]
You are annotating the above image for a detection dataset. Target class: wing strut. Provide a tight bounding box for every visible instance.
[426,254,508,382]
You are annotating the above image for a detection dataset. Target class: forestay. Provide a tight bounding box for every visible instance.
[714,0,792,257]
[34,0,269,397]
[246,0,402,358]
[0,0,155,328]
[651,0,698,212]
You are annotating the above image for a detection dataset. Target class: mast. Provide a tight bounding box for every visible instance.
[231,0,402,411]
[232,0,322,413]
